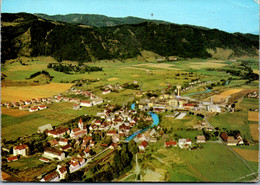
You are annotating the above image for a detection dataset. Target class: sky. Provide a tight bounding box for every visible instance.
[1,0,259,34]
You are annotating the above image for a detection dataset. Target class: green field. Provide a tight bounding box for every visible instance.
[166,143,255,182]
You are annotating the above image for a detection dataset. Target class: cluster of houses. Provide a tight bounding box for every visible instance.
[1,98,49,112]
[220,132,245,146]
[247,91,259,99]
[181,80,214,92]
[102,83,123,94]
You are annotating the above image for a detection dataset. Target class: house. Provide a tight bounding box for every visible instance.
[31,99,37,103]
[164,141,177,148]
[63,97,70,102]
[19,105,29,110]
[58,138,68,146]
[80,101,92,107]
[29,107,38,112]
[138,140,148,151]
[47,127,70,138]
[37,124,53,133]
[42,98,47,102]
[39,157,51,163]
[84,148,91,158]
[236,134,244,145]
[178,138,192,149]
[69,161,80,173]
[57,165,67,180]
[93,98,103,105]
[196,135,206,143]
[24,100,31,105]
[90,141,95,147]
[36,98,42,102]
[40,171,60,182]
[73,104,80,110]
[7,156,18,162]
[6,104,12,108]
[61,144,72,151]
[103,89,111,94]
[100,144,108,147]
[220,132,229,142]
[150,137,157,142]
[43,148,65,160]
[38,105,47,110]
[227,136,238,146]
[13,145,28,156]
[112,134,120,143]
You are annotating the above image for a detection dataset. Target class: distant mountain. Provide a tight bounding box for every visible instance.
[1,13,259,63]
[35,13,169,27]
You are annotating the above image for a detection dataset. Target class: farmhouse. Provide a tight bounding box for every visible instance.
[43,148,65,160]
[227,136,238,146]
[164,141,177,148]
[61,144,71,151]
[220,132,229,142]
[178,138,192,149]
[13,145,28,157]
[24,100,31,105]
[38,124,53,133]
[196,135,206,143]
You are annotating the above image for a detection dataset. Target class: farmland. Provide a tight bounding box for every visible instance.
[1,56,259,182]
[1,83,73,103]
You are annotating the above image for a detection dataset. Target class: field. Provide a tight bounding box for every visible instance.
[1,83,73,103]
[212,88,244,103]
[138,142,256,182]
[250,124,259,141]
[248,111,259,122]
[1,107,31,117]
[233,148,259,162]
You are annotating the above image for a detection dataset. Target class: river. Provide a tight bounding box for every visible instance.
[125,104,159,142]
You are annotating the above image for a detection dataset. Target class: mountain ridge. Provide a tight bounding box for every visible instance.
[1,12,259,63]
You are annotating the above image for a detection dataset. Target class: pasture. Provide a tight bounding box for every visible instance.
[177,143,256,182]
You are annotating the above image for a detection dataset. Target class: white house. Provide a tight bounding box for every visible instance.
[103,89,111,94]
[178,138,192,149]
[69,161,80,173]
[57,165,67,180]
[13,145,28,157]
[80,101,92,107]
[92,98,103,105]
[43,148,65,160]
[29,107,38,112]
[38,105,47,110]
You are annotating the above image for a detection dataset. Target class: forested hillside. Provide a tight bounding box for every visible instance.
[1,13,259,63]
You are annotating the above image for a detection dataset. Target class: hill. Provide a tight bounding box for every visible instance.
[34,13,169,27]
[1,13,259,63]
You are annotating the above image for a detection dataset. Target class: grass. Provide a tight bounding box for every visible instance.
[7,155,43,170]
[2,116,60,140]
[177,143,255,182]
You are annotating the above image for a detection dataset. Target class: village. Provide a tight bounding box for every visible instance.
[1,80,253,182]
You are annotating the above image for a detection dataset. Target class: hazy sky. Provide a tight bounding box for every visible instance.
[1,0,259,34]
